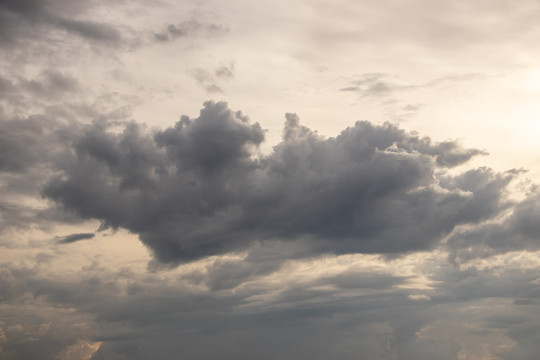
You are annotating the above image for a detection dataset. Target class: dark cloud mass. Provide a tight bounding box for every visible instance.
[0,0,121,46]
[40,101,510,263]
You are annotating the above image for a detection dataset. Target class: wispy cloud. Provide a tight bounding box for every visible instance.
[56,232,95,244]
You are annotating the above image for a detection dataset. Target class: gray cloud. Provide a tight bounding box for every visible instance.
[1,1,539,359]
[57,232,95,244]
[153,19,229,43]
[0,259,422,359]
[0,116,51,173]
[0,110,91,240]
[54,17,121,43]
[40,101,510,264]
[191,68,224,94]
[23,71,79,95]
[446,189,540,263]
[0,71,84,121]
[215,63,234,79]
[339,73,401,97]
[0,115,58,236]
[191,63,235,94]
[0,0,121,46]
[340,72,487,99]
[2,249,537,360]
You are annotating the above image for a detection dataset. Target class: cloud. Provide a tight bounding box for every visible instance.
[339,73,402,97]
[40,101,510,264]
[338,72,495,122]
[0,111,92,241]
[153,19,229,43]
[215,64,234,79]
[55,17,121,43]
[1,1,538,359]
[0,262,106,360]
[0,116,51,173]
[57,232,95,244]
[446,189,540,263]
[3,249,537,360]
[0,99,536,359]
[0,115,58,235]
[340,73,488,99]
[0,0,121,47]
[191,63,235,94]
[0,257,427,359]
[3,71,81,106]
[341,73,490,104]
[191,69,224,94]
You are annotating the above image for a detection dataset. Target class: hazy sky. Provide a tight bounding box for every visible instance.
[1,1,540,359]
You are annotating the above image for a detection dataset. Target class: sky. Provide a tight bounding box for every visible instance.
[1,0,540,359]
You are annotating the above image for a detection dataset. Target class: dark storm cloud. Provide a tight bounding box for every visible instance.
[41,101,511,263]
[57,232,95,244]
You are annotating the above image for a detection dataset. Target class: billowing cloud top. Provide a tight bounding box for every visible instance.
[38,101,508,263]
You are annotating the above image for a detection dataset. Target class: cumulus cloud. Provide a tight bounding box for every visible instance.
[39,101,511,264]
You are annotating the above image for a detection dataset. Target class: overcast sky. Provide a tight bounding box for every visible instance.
[1,1,540,359]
